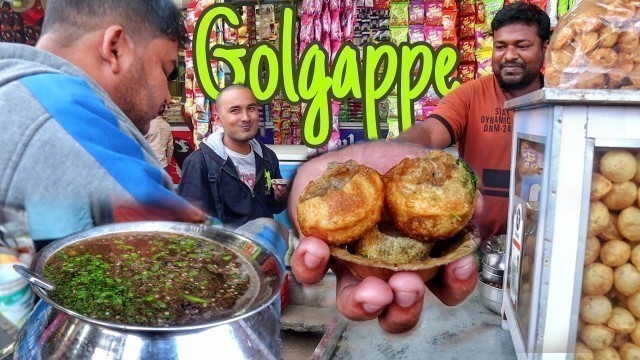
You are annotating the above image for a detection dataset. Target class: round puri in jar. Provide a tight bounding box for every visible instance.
[601,150,637,183]
[589,201,611,237]
[594,347,619,360]
[614,263,640,296]
[607,307,637,335]
[580,295,613,325]
[580,324,615,350]
[583,263,615,296]
[620,342,640,359]
[576,342,594,360]
[631,244,640,269]
[628,292,640,319]
[618,207,640,242]
[585,236,602,266]
[603,181,638,211]
[601,240,631,268]
[384,150,477,242]
[592,172,613,200]
[297,160,384,245]
[600,213,623,242]
[630,323,640,346]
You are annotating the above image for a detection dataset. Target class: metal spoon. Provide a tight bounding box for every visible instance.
[13,264,55,292]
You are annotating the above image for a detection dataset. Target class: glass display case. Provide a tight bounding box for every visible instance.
[502,88,640,359]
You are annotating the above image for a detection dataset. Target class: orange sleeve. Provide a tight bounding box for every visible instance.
[111,198,206,224]
[426,83,471,145]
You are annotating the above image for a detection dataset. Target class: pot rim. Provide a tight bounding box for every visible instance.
[29,221,285,333]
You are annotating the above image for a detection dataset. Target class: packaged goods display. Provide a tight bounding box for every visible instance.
[545,0,640,90]
[0,1,42,45]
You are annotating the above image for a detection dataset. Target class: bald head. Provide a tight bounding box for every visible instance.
[215,84,257,111]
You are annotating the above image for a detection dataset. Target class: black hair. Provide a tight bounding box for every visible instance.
[215,84,256,104]
[42,0,189,49]
[491,2,551,43]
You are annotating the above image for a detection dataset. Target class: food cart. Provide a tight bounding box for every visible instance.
[502,88,640,359]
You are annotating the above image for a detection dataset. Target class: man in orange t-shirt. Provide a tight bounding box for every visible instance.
[399,2,551,240]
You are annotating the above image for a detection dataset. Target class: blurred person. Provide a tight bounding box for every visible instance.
[145,114,174,172]
[177,84,290,229]
[289,2,550,334]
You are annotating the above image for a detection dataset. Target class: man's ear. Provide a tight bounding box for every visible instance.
[542,39,549,54]
[99,25,130,75]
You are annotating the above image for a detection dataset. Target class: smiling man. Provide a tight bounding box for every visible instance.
[177,84,289,228]
[398,2,550,240]
[0,0,205,250]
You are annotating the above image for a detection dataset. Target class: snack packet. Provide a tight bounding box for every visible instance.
[443,0,457,11]
[422,105,437,118]
[386,117,399,141]
[442,11,458,43]
[423,87,440,106]
[390,2,409,26]
[409,2,425,25]
[390,26,409,45]
[475,30,493,78]
[409,25,426,43]
[483,0,504,33]
[459,15,476,39]
[424,1,444,26]
[424,26,444,49]
[459,38,476,63]
[545,0,640,89]
[331,11,343,41]
[387,96,398,118]
[458,62,476,83]
[458,0,476,16]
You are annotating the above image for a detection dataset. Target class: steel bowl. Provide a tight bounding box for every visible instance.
[482,253,505,275]
[481,267,503,284]
[11,221,285,360]
[478,279,503,314]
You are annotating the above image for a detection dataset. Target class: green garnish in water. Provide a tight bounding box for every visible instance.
[43,234,251,327]
[182,294,208,303]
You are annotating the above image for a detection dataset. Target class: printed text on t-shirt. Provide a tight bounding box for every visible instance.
[480,108,512,133]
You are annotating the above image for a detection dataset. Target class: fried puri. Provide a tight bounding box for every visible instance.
[297,160,384,245]
[384,151,478,242]
[355,224,434,264]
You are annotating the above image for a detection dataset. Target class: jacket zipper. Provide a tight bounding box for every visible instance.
[221,162,262,198]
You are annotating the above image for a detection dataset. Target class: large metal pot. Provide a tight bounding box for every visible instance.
[11,222,285,360]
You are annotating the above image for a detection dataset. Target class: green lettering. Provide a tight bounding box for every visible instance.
[397,43,434,132]
[248,44,279,102]
[193,5,243,99]
[331,43,362,99]
[361,44,398,140]
[298,45,332,148]
[279,6,299,103]
[432,44,461,98]
[211,47,247,87]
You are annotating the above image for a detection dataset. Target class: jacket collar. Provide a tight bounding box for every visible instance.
[202,131,264,161]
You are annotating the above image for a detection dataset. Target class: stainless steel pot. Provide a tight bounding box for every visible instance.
[11,222,285,360]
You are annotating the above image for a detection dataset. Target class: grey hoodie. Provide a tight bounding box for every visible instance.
[202,131,264,160]
[0,43,189,241]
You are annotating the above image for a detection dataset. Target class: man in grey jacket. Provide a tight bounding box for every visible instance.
[0,0,203,249]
